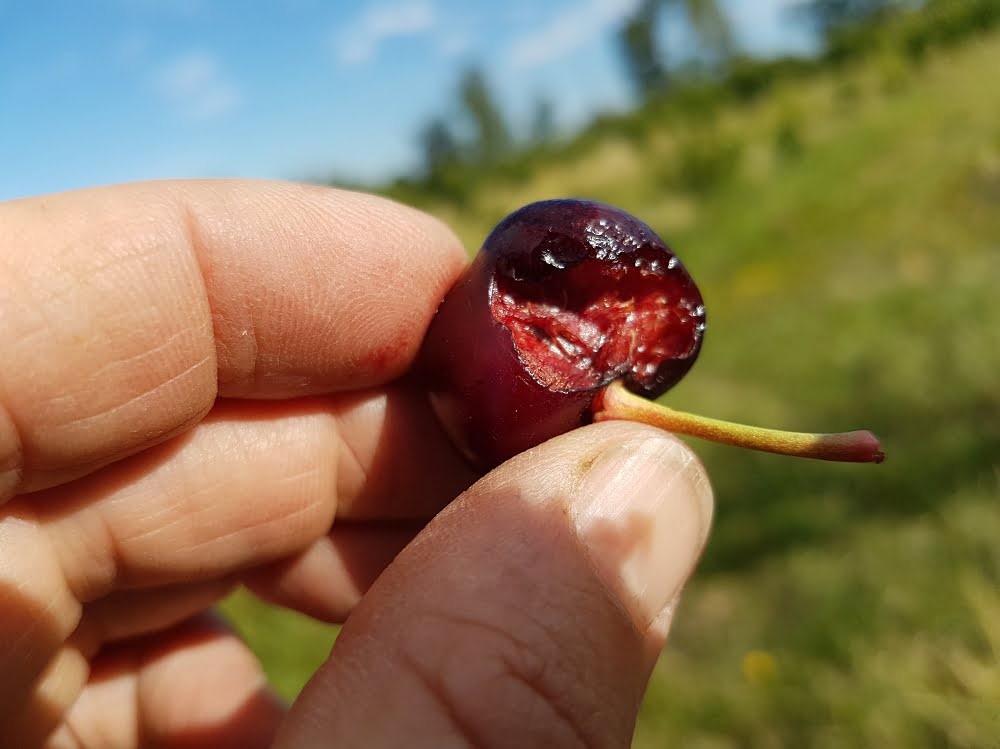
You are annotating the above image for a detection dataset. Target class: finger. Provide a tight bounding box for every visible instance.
[6,645,89,748]
[244,521,424,623]
[0,511,81,725]
[10,587,260,748]
[73,520,416,651]
[1,390,471,712]
[43,616,284,749]
[34,391,469,603]
[0,400,338,708]
[316,384,477,521]
[33,400,342,605]
[0,180,466,498]
[276,422,713,749]
[75,579,236,650]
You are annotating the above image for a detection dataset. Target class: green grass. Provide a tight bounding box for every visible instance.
[221,27,1000,746]
[635,488,1000,748]
[220,588,337,702]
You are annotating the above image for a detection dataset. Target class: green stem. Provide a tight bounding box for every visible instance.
[594,380,884,463]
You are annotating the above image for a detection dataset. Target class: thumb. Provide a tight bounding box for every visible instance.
[276,421,713,748]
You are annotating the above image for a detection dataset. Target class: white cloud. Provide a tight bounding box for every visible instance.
[508,0,642,69]
[154,53,242,121]
[334,0,438,65]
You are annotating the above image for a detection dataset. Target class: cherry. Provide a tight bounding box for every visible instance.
[420,199,884,470]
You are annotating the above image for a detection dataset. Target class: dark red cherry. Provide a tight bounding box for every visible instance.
[420,199,706,469]
[420,199,884,469]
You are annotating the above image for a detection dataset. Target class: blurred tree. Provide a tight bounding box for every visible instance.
[788,0,904,36]
[618,0,734,100]
[419,117,460,177]
[683,0,736,60]
[459,67,512,164]
[530,96,557,145]
[619,2,669,100]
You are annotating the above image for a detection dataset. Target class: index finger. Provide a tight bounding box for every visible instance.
[0,180,466,497]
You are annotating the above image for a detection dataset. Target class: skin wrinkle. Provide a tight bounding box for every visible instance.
[98,474,220,562]
[519,524,637,748]
[268,463,324,489]
[115,487,328,579]
[401,613,588,749]
[0,258,25,499]
[173,195,219,406]
[183,197,262,395]
[0,401,26,502]
[5,590,72,676]
[0,192,220,495]
[110,480,230,557]
[37,404,344,615]
[54,324,206,407]
[56,715,87,749]
[0,263,53,498]
[14,219,163,312]
[189,187,341,396]
[65,498,126,605]
[393,645,487,749]
[52,476,218,599]
[495,649,598,749]
[104,435,227,542]
[49,354,214,436]
[425,609,597,749]
[3,512,83,648]
[24,211,206,398]
[335,422,370,506]
[421,610,536,667]
[70,237,160,298]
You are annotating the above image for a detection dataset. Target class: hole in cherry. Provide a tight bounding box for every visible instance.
[491,253,704,392]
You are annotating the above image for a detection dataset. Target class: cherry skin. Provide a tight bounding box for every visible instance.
[420,199,706,469]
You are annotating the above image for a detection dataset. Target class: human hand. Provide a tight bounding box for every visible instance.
[0,180,713,748]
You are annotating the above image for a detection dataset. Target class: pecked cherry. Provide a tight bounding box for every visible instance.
[420,199,883,470]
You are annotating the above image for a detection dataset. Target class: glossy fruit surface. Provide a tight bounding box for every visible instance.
[420,199,706,468]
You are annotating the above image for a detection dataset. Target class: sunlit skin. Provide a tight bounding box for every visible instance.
[0,181,717,749]
[422,199,884,468]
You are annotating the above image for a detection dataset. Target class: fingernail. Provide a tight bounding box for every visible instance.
[574,434,713,629]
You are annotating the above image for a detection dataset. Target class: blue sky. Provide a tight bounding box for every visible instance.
[0,0,815,201]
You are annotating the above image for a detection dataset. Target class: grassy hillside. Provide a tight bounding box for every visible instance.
[223,26,1000,748]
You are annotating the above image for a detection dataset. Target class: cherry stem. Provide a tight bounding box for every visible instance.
[593,380,885,463]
